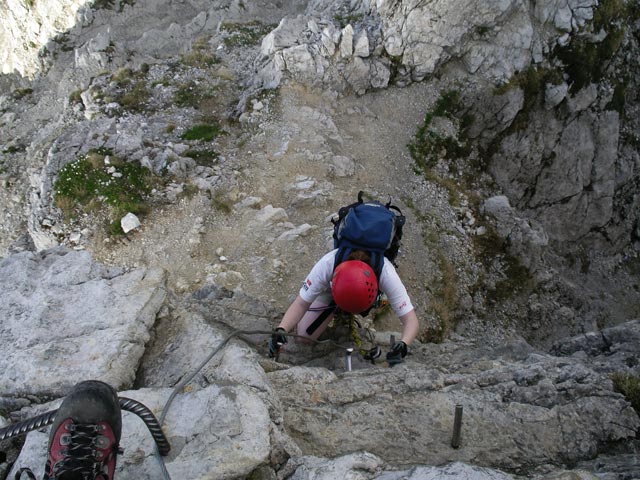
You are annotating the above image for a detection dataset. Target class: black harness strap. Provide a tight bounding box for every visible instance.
[306,302,337,335]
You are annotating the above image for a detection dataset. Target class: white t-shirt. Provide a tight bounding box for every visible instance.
[298,249,414,317]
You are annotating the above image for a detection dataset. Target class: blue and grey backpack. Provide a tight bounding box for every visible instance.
[332,190,406,281]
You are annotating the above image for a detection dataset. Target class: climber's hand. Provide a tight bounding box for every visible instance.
[268,328,288,358]
[386,341,408,366]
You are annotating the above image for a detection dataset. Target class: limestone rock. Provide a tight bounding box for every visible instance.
[550,320,640,378]
[482,196,549,269]
[252,205,289,227]
[121,212,141,233]
[490,108,619,243]
[280,451,524,479]
[0,247,166,397]
[328,155,356,177]
[267,349,639,471]
[256,0,601,93]
[0,0,88,77]
[545,82,569,109]
[9,383,271,479]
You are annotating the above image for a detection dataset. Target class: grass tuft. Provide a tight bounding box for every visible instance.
[181,124,223,142]
[53,153,154,226]
[611,373,640,413]
[221,21,277,48]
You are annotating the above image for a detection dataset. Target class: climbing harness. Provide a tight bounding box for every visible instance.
[332,310,382,362]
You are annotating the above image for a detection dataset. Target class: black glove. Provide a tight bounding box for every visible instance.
[268,327,288,358]
[386,341,408,366]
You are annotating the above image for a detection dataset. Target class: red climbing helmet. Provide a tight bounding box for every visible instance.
[331,260,378,314]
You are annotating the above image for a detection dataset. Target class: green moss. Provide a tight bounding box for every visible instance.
[117,80,149,112]
[472,224,534,305]
[486,67,564,153]
[111,67,134,85]
[68,89,83,105]
[2,145,25,154]
[107,67,150,112]
[593,0,626,29]
[174,83,199,108]
[606,79,628,115]
[555,41,607,92]
[181,39,220,68]
[12,88,33,100]
[53,154,153,222]
[611,373,640,413]
[412,129,469,170]
[408,89,472,172]
[628,0,640,22]
[174,82,218,109]
[554,0,628,92]
[221,21,277,48]
[333,13,364,28]
[107,219,125,236]
[181,124,222,142]
[211,191,233,213]
[476,25,491,36]
[181,50,219,68]
[433,89,462,119]
[495,66,559,116]
[92,147,114,156]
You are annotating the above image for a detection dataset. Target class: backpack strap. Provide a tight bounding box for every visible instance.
[334,246,384,278]
[369,251,384,280]
[334,245,352,267]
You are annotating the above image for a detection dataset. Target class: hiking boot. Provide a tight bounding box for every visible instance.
[43,380,122,480]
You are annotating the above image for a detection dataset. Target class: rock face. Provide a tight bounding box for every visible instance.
[267,340,639,473]
[0,0,87,76]
[550,320,640,378]
[256,0,597,93]
[1,0,639,478]
[6,256,638,479]
[9,384,272,480]
[0,247,166,398]
[489,97,620,245]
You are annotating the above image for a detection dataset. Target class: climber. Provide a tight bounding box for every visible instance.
[14,380,122,480]
[269,193,420,365]
[268,248,419,365]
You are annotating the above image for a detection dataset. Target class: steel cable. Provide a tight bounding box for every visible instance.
[0,398,169,454]
[0,410,57,442]
[0,329,358,480]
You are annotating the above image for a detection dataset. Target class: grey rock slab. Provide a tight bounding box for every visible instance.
[9,384,271,480]
[0,247,166,397]
[266,355,639,472]
[136,306,276,398]
[374,461,519,480]
[279,452,519,479]
[550,319,640,377]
